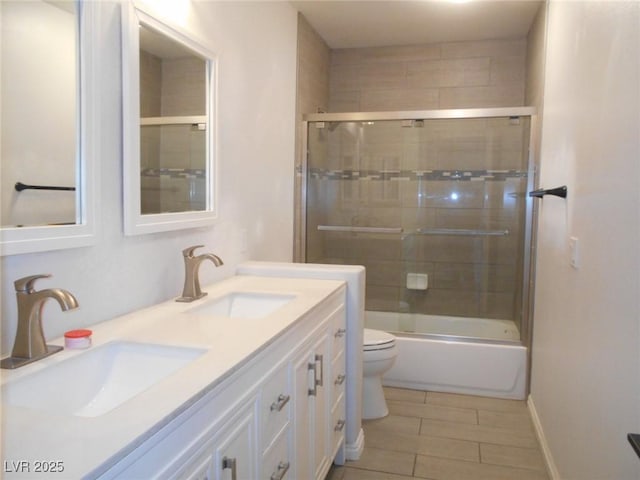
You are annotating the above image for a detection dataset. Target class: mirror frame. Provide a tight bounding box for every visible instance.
[121,2,218,236]
[0,0,98,256]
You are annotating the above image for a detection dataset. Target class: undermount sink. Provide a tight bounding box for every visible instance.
[2,341,206,417]
[186,292,296,319]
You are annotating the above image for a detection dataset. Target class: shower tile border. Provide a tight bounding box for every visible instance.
[308,168,527,182]
[141,168,206,179]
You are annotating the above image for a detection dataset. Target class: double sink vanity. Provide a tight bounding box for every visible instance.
[1,263,365,479]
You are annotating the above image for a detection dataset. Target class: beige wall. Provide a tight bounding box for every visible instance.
[329,39,526,112]
[530,1,640,478]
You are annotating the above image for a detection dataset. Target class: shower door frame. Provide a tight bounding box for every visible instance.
[295,107,539,350]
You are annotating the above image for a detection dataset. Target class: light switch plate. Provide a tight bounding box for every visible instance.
[569,236,579,269]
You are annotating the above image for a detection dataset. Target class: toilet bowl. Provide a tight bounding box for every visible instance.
[362,328,398,419]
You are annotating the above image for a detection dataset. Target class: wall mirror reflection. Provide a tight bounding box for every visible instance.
[0,0,97,256]
[1,0,77,227]
[122,3,217,235]
[139,23,207,214]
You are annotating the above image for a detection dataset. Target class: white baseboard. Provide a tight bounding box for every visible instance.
[528,395,561,480]
[344,428,365,461]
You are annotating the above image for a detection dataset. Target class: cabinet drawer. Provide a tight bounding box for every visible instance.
[330,312,346,359]
[261,362,291,451]
[262,428,290,480]
[331,350,346,408]
[330,396,346,458]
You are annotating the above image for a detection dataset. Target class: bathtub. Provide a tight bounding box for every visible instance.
[366,311,527,400]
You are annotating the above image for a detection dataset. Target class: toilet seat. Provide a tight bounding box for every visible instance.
[364,328,396,351]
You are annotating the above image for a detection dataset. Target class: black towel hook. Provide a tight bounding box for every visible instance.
[529,185,567,199]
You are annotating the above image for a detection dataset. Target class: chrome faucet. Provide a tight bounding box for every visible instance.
[1,274,79,369]
[176,245,223,302]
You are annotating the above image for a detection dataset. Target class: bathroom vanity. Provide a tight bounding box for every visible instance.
[1,275,348,479]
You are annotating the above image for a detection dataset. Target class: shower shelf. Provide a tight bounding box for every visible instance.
[316,225,509,236]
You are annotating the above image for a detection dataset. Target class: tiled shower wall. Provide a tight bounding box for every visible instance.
[305,117,530,322]
[329,39,526,112]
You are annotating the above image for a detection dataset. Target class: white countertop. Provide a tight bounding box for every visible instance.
[0,275,345,479]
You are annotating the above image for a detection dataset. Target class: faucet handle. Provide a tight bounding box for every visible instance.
[182,245,205,258]
[14,274,52,293]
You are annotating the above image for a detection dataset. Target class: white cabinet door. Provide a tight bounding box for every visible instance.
[311,333,331,480]
[213,401,257,480]
[293,344,312,480]
[293,326,331,480]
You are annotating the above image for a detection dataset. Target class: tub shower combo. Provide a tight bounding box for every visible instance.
[298,108,537,399]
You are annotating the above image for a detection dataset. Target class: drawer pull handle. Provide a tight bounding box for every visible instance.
[308,354,324,395]
[222,456,237,480]
[270,394,290,412]
[315,354,324,388]
[308,361,317,396]
[334,419,346,432]
[334,374,346,386]
[270,461,290,480]
[334,328,346,338]
[307,354,324,397]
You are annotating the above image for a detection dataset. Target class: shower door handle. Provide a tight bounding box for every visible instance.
[317,225,402,234]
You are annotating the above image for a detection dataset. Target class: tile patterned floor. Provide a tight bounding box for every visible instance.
[327,387,550,480]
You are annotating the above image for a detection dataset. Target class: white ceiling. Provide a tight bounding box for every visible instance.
[290,1,544,49]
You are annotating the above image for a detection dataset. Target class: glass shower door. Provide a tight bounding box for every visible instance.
[304,114,532,342]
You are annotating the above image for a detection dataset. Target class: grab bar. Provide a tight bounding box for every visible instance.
[317,225,403,234]
[15,182,75,192]
[413,228,509,237]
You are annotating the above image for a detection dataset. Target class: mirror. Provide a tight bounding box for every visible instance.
[0,0,97,256]
[122,2,217,235]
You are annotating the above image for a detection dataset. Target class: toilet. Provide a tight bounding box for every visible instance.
[362,328,398,419]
